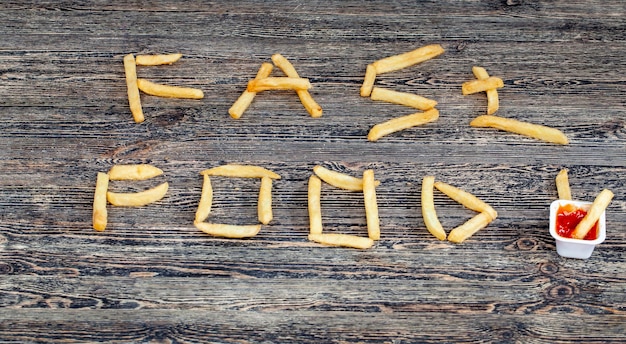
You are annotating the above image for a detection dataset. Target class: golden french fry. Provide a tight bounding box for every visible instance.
[135,53,183,66]
[470,115,569,145]
[447,211,494,244]
[370,87,437,111]
[462,77,504,95]
[258,176,273,225]
[308,233,374,249]
[200,165,281,179]
[108,164,163,181]
[313,165,380,191]
[360,64,377,97]
[555,169,572,200]
[123,54,144,123]
[194,222,261,239]
[271,54,322,118]
[308,175,323,235]
[195,174,213,223]
[93,172,109,231]
[106,182,169,207]
[571,189,613,239]
[368,108,439,142]
[137,78,204,99]
[421,176,446,240]
[472,66,499,115]
[434,181,497,220]
[363,169,380,240]
[247,77,311,92]
[229,62,274,119]
[372,44,445,74]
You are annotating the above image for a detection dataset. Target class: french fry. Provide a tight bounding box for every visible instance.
[462,77,504,95]
[123,54,144,123]
[372,44,445,74]
[137,78,204,99]
[229,62,274,119]
[313,165,380,191]
[200,165,281,179]
[258,176,273,225]
[370,87,437,111]
[472,66,499,115]
[194,222,261,239]
[271,54,322,118]
[308,233,374,249]
[571,189,613,239]
[308,175,323,235]
[368,108,439,142]
[108,164,163,181]
[360,64,377,97]
[195,174,213,223]
[447,211,494,244]
[555,169,572,200]
[135,53,183,66]
[421,176,446,240]
[106,182,169,207]
[470,115,569,145]
[247,77,311,92]
[93,172,109,231]
[434,181,497,220]
[363,169,380,240]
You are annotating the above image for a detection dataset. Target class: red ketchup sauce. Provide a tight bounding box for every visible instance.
[556,204,599,240]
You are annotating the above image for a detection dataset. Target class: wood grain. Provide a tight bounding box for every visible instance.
[0,0,625,342]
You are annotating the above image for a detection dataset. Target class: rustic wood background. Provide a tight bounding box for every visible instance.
[0,1,624,342]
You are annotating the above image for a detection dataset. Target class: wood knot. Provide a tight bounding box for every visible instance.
[0,261,13,274]
[539,261,559,275]
[546,282,577,300]
[515,237,539,251]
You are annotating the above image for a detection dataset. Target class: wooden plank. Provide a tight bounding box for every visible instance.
[0,0,625,342]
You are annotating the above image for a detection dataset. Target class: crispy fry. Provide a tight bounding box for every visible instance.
[106,182,169,207]
[258,176,273,225]
[571,189,613,239]
[308,233,374,249]
[556,169,572,200]
[472,66,499,115]
[200,165,281,179]
[308,175,323,235]
[271,54,322,118]
[93,172,109,231]
[108,164,163,181]
[363,169,380,240]
[194,222,261,239]
[247,77,311,92]
[372,44,445,74]
[195,174,213,223]
[368,108,439,142]
[447,211,494,244]
[360,64,377,97]
[370,87,437,111]
[137,78,204,99]
[470,115,569,145]
[229,62,274,119]
[135,53,183,66]
[434,181,497,220]
[421,176,446,240]
[313,165,380,191]
[462,76,504,95]
[123,54,144,123]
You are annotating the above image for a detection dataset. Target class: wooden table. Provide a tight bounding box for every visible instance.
[1,1,624,342]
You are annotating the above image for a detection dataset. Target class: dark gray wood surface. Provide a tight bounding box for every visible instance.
[1,1,625,342]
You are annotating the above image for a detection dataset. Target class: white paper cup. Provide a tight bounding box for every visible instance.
[549,200,606,259]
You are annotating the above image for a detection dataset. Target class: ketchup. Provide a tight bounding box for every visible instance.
[556,204,599,240]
